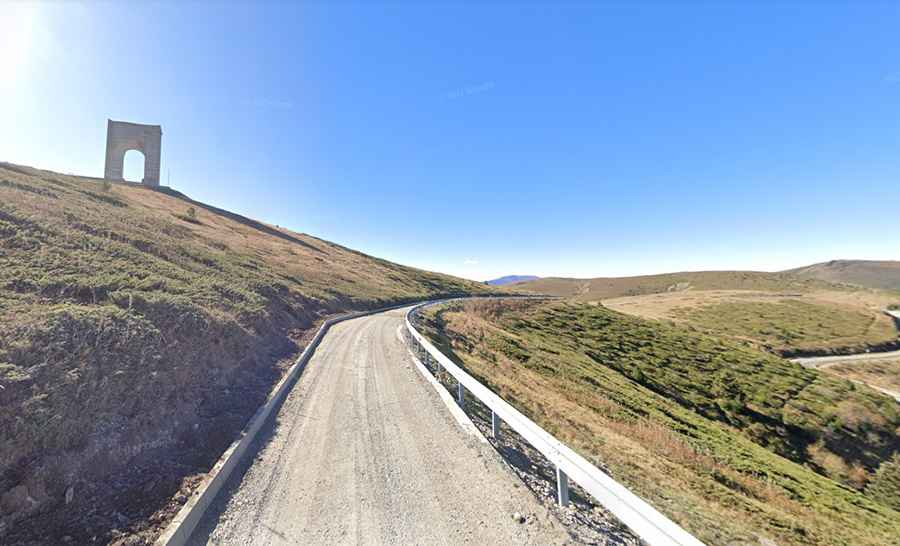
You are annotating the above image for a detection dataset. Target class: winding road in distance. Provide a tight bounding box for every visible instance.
[792,310,900,402]
[187,307,570,545]
[792,349,900,368]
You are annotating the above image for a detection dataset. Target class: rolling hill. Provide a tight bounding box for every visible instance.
[510,270,835,300]
[785,260,900,292]
[603,289,899,357]
[0,162,491,544]
[513,262,900,301]
[511,268,900,356]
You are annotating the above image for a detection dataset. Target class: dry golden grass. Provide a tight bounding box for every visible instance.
[824,358,900,393]
[604,289,896,320]
[603,289,898,355]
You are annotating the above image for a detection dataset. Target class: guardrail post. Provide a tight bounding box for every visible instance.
[556,466,570,507]
[491,410,501,439]
[457,382,465,408]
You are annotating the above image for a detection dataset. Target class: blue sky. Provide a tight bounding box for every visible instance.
[2,2,898,281]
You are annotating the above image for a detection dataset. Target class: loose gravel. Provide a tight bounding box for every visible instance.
[187,308,572,545]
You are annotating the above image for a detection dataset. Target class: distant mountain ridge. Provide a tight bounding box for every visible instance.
[509,260,900,299]
[509,270,832,300]
[485,275,540,286]
[783,260,900,291]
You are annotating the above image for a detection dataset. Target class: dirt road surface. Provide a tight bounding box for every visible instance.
[187,307,571,545]
[792,349,900,369]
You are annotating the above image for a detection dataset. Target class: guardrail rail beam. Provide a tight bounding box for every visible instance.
[405,300,706,546]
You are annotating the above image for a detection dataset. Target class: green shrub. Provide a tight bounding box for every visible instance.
[867,455,900,511]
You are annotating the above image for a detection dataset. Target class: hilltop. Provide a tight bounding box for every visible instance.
[512,263,900,300]
[0,162,491,544]
[784,260,900,291]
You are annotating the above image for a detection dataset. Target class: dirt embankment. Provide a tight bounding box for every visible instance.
[1,291,331,545]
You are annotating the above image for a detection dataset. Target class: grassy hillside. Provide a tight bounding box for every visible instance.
[417,299,900,546]
[511,270,835,300]
[602,289,899,357]
[0,162,490,544]
[671,298,897,356]
[786,260,900,291]
[517,268,899,356]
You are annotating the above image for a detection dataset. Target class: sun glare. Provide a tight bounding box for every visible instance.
[0,4,40,91]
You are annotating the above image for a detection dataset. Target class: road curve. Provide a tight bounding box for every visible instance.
[792,349,900,369]
[792,349,900,402]
[187,307,570,545]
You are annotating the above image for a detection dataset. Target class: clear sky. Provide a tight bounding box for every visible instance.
[2,2,898,281]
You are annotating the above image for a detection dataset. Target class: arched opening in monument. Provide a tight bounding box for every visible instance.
[104,120,162,186]
[123,149,145,182]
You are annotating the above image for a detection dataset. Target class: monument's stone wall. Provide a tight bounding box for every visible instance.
[104,119,162,186]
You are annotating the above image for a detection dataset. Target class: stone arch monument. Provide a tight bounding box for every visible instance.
[104,119,162,186]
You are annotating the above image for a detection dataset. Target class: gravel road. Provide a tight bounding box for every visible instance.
[187,307,572,545]
[792,349,900,368]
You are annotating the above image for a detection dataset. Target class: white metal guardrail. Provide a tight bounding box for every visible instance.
[405,300,706,546]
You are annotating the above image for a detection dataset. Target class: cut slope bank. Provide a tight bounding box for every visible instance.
[0,163,490,545]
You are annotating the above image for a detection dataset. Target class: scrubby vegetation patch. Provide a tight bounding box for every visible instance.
[416,299,900,545]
